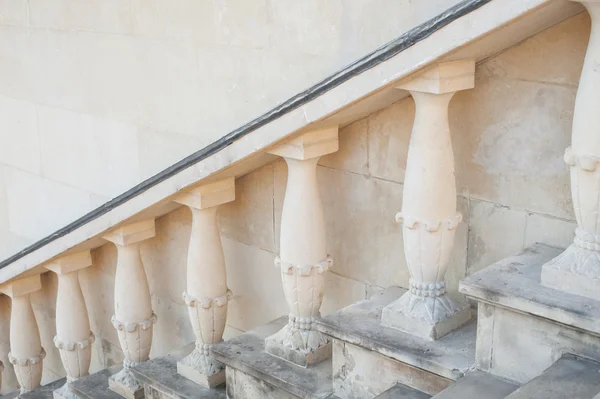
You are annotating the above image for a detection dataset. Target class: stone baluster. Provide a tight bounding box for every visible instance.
[173,177,235,388]
[541,0,600,299]
[265,127,338,367]
[0,275,45,394]
[381,60,475,340]
[103,219,157,399]
[45,250,94,399]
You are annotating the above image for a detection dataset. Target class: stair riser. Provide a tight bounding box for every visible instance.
[332,341,452,399]
[477,302,600,383]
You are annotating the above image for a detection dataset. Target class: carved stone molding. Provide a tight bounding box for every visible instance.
[274,255,333,276]
[54,332,95,351]
[395,212,463,231]
[182,290,233,309]
[564,147,600,172]
[8,348,46,366]
[111,313,157,332]
[409,279,447,298]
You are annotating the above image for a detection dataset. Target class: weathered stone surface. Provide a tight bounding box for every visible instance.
[432,371,519,399]
[375,383,431,399]
[225,367,298,399]
[16,377,66,398]
[460,244,600,336]
[316,288,475,382]
[130,343,225,399]
[333,341,452,398]
[212,317,333,399]
[505,355,600,399]
[70,366,124,399]
[264,336,332,368]
[0,392,19,399]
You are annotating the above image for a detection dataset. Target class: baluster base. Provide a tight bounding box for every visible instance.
[53,382,78,399]
[177,345,225,388]
[264,321,331,367]
[381,291,471,341]
[541,242,600,301]
[108,365,144,399]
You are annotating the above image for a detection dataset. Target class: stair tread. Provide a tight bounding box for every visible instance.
[130,343,225,399]
[432,371,519,399]
[19,377,66,398]
[0,391,19,399]
[70,365,124,399]
[376,383,431,398]
[506,355,600,399]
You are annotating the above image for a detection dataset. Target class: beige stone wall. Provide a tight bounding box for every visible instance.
[0,7,590,394]
[0,0,462,261]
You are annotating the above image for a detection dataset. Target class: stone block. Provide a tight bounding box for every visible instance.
[319,117,368,176]
[397,59,475,94]
[212,317,334,399]
[0,96,41,175]
[375,383,431,399]
[130,343,225,398]
[505,355,600,399]
[37,105,140,198]
[109,373,144,399]
[264,336,332,368]
[524,212,576,249]
[433,371,519,399]
[467,199,527,275]
[268,127,339,160]
[28,0,133,34]
[17,377,66,398]
[316,288,475,398]
[460,245,600,382]
[541,261,600,302]
[70,365,124,399]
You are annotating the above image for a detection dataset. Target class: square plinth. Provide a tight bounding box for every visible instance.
[70,366,124,399]
[177,361,225,389]
[130,343,225,399]
[212,317,334,399]
[542,261,600,302]
[264,334,332,368]
[108,375,144,399]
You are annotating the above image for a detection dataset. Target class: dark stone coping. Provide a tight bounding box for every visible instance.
[459,244,600,336]
[506,355,600,399]
[130,343,225,399]
[433,371,519,399]
[314,287,475,381]
[0,391,19,399]
[70,365,124,399]
[375,382,431,399]
[0,0,492,270]
[212,317,334,399]
[18,378,66,398]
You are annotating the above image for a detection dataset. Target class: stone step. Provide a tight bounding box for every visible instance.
[315,287,475,398]
[212,317,334,399]
[0,391,19,399]
[18,377,67,398]
[431,371,519,399]
[459,244,600,383]
[129,343,225,399]
[71,365,124,399]
[505,355,600,399]
[375,383,431,398]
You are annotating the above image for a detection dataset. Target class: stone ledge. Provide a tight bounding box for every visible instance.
[18,377,66,398]
[315,287,475,381]
[70,365,124,399]
[432,371,519,399]
[130,343,225,399]
[212,317,333,399]
[375,383,431,399]
[459,244,600,336]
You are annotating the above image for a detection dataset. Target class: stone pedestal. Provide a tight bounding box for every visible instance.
[173,178,235,389]
[265,127,338,367]
[381,60,475,341]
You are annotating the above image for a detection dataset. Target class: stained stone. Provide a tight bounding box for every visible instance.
[212,317,334,399]
[375,383,431,399]
[432,371,519,399]
[70,366,124,399]
[130,343,225,399]
[18,378,66,398]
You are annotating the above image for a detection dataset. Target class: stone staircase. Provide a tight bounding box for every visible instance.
[1,0,600,398]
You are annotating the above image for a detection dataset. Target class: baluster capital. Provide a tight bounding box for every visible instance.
[267,126,339,160]
[45,250,92,275]
[396,59,475,95]
[173,177,235,210]
[0,274,42,298]
[102,218,156,246]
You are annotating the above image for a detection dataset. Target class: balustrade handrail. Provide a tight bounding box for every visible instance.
[0,0,490,271]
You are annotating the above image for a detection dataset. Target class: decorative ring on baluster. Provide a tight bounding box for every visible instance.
[8,348,46,366]
[111,313,157,332]
[123,359,141,369]
[409,279,447,298]
[54,332,96,351]
[275,255,333,276]
[194,341,223,356]
[574,227,600,252]
[564,147,600,172]
[288,314,315,331]
[182,289,234,309]
[395,212,462,232]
